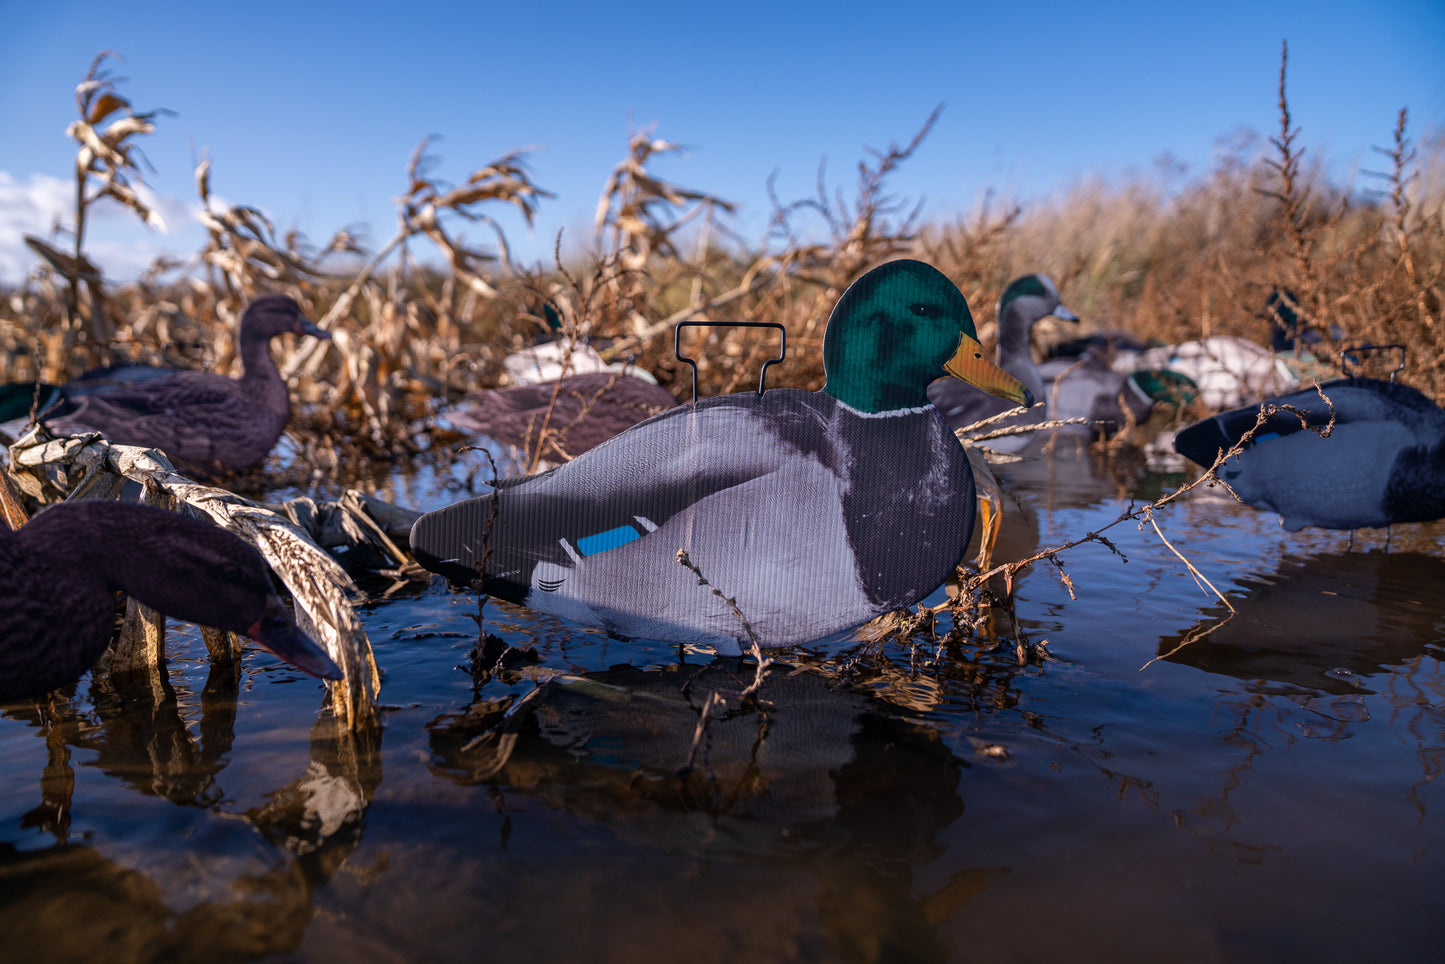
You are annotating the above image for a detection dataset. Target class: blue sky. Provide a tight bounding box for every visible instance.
[1,0,1441,284]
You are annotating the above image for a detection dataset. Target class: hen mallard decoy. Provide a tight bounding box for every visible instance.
[927,274,1077,451]
[443,371,679,461]
[0,500,340,702]
[1,365,182,441]
[1174,377,1445,531]
[412,259,1033,653]
[41,295,330,476]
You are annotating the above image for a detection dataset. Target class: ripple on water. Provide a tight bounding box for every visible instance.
[2,445,1443,962]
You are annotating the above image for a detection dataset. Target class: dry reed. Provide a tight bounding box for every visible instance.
[2,45,1442,670]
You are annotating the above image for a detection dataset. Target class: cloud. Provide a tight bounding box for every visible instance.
[0,170,202,286]
[0,171,70,284]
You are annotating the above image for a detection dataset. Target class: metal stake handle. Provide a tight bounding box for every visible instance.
[674,321,787,403]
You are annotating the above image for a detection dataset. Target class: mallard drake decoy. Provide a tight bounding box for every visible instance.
[927,274,1077,451]
[0,500,341,702]
[412,259,1033,654]
[1116,335,1299,411]
[1038,353,1199,438]
[443,371,679,461]
[41,295,330,476]
[1173,377,1445,531]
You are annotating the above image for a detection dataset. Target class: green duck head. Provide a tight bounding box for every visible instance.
[997,274,1078,325]
[822,259,1035,414]
[1127,368,1200,408]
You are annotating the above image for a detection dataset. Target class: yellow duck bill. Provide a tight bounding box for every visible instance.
[943,333,1035,409]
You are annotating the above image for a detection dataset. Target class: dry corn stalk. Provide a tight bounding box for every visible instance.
[39,51,168,350]
[280,137,553,382]
[7,430,380,728]
[595,130,738,271]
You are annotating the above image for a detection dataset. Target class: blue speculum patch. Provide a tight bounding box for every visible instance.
[576,525,642,556]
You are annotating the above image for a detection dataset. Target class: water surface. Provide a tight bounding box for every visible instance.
[2,442,1441,962]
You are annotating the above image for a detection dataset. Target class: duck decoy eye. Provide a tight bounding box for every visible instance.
[909,303,934,318]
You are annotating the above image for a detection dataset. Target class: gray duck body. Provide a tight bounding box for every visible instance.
[1174,377,1445,531]
[414,389,975,654]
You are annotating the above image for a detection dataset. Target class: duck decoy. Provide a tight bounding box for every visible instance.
[63,361,185,396]
[442,371,679,462]
[926,274,1078,451]
[2,365,190,445]
[1116,335,1299,411]
[0,500,341,702]
[504,304,660,386]
[1173,377,1445,531]
[1038,353,1199,438]
[1100,292,1342,412]
[40,295,330,477]
[411,259,1033,654]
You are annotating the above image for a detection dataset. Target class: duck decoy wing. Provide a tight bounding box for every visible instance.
[1174,379,1436,467]
[413,394,815,590]
[49,387,176,424]
[49,372,243,426]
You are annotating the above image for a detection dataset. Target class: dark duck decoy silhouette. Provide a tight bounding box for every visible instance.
[444,371,680,461]
[0,500,341,702]
[1174,377,1445,531]
[412,259,1033,654]
[926,273,1077,452]
[1,365,180,439]
[40,295,330,476]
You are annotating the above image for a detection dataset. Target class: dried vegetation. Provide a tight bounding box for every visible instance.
[2,45,1442,694]
[3,48,1440,466]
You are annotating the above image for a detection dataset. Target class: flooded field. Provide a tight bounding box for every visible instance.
[1,442,1441,963]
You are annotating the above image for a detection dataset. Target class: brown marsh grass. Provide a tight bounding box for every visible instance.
[1,43,1441,692]
[2,43,1440,486]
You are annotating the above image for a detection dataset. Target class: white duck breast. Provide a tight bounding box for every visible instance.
[504,341,659,385]
[1173,378,1445,531]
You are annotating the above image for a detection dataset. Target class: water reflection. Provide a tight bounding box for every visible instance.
[0,659,381,959]
[1159,551,1445,693]
[429,658,1009,961]
[2,445,1442,961]
[1154,549,1445,839]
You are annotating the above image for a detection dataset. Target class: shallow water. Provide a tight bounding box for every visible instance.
[2,440,1442,962]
